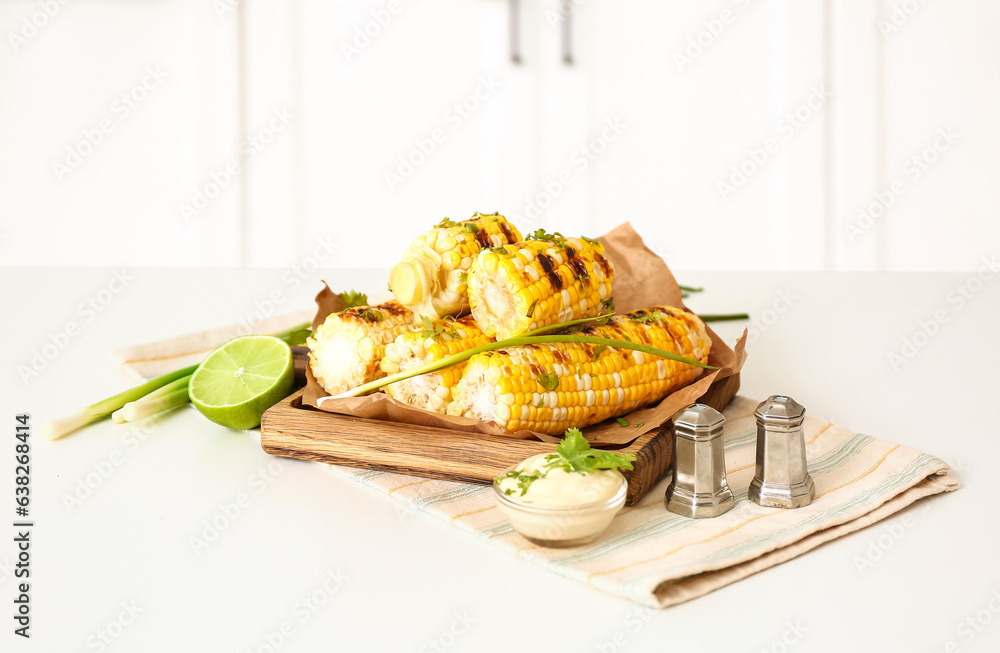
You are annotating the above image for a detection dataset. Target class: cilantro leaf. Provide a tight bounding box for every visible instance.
[337,290,369,310]
[591,345,607,361]
[435,217,458,228]
[600,297,616,314]
[537,371,559,392]
[616,417,629,427]
[526,298,538,318]
[494,427,636,496]
[554,428,636,474]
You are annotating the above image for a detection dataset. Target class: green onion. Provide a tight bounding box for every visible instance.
[521,313,614,336]
[329,332,718,400]
[120,386,191,422]
[699,313,749,322]
[114,375,192,423]
[679,285,704,293]
[42,364,197,441]
[45,319,318,440]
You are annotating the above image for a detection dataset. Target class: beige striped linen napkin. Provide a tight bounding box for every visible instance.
[110,310,315,379]
[327,396,958,608]
[110,327,958,607]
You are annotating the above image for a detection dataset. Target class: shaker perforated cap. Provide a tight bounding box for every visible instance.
[672,403,725,438]
[754,395,805,422]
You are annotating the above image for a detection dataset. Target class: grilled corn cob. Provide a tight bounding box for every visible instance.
[380,315,494,413]
[446,306,710,434]
[307,301,417,396]
[389,213,523,319]
[467,234,614,340]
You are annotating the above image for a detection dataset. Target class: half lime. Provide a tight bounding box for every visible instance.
[189,335,294,430]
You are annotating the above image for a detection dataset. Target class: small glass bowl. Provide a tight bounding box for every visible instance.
[493,468,628,548]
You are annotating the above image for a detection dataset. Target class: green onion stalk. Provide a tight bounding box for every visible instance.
[43,290,742,439]
[43,288,373,441]
[111,375,193,424]
[41,364,198,441]
[699,313,749,322]
[43,321,315,441]
[328,331,719,401]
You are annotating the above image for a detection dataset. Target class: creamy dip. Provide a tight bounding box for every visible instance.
[497,453,624,507]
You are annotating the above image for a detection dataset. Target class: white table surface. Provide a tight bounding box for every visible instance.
[4,268,1000,653]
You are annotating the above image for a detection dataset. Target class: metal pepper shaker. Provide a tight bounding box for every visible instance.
[748,395,815,509]
[665,404,735,519]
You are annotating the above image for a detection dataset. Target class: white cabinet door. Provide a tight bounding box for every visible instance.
[283,0,538,270]
[540,0,828,271]
[878,0,1000,271]
[0,0,241,266]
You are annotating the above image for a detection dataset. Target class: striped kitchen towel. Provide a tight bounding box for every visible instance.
[327,396,958,608]
[110,310,315,379]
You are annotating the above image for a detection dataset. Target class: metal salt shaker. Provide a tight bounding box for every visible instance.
[748,395,815,509]
[665,404,735,519]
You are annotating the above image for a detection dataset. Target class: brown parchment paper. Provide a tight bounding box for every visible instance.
[304,222,747,445]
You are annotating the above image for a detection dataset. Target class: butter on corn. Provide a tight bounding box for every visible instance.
[447,306,710,435]
[389,213,522,320]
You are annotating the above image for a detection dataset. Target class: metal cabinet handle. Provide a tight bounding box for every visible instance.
[561,0,573,65]
[509,0,522,64]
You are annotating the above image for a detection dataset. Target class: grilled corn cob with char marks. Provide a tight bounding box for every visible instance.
[307,301,417,396]
[467,235,614,340]
[447,306,710,435]
[389,213,522,320]
[380,315,494,414]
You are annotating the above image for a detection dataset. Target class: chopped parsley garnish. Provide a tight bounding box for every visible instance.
[420,315,460,339]
[419,315,439,338]
[631,310,663,325]
[360,309,383,322]
[600,297,616,314]
[488,246,509,255]
[435,217,458,228]
[591,345,607,361]
[528,228,567,247]
[616,417,629,427]
[464,223,480,235]
[536,371,559,391]
[582,235,601,245]
[526,298,538,318]
[458,271,469,285]
[499,468,544,496]
[494,428,636,497]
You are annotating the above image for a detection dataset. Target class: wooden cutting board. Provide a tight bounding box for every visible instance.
[260,373,740,506]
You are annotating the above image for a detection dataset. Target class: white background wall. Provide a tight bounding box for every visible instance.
[1,0,996,271]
